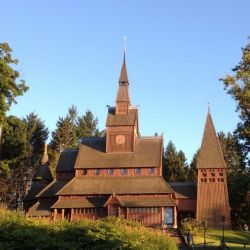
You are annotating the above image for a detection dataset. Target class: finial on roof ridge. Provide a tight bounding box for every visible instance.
[208,102,211,114]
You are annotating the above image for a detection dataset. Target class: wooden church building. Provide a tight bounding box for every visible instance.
[24,53,231,228]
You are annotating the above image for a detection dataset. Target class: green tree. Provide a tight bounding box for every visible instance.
[188,150,199,182]
[76,110,104,139]
[24,113,49,165]
[218,132,246,172]
[220,40,250,157]
[0,116,30,208]
[163,141,187,182]
[0,43,28,159]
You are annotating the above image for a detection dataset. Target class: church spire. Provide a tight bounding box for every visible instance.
[197,110,226,169]
[116,52,131,115]
[118,51,129,85]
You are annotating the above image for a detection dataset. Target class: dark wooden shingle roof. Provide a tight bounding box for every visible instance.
[197,112,226,169]
[24,182,50,201]
[36,180,68,198]
[74,136,162,169]
[106,108,137,126]
[56,149,78,172]
[33,165,53,181]
[57,176,173,195]
[27,201,54,217]
[169,182,197,199]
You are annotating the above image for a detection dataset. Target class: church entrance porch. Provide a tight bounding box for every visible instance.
[108,204,119,217]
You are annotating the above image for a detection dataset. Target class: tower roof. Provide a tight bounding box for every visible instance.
[197,111,226,169]
[116,52,130,104]
[40,144,49,165]
[118,52,129,84]
[33,144,53,181]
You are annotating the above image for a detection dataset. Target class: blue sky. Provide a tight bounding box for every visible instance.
[1,0,249,162]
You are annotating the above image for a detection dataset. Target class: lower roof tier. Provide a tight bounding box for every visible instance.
[57,176,174,195]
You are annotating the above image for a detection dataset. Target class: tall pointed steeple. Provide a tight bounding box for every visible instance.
[196,108,231,227]
[197,110,226,169]
[118,52,129,85]
[116,51,131,115]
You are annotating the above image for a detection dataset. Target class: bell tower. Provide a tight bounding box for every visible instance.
[106,52,139,153]
[196,110,231,227]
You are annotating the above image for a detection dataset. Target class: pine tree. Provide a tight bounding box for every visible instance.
[0,43,28,159]
[163,141,187,182]
[220,39,250,158]
[76,110,104,139]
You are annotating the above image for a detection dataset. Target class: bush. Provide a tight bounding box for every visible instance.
[0,206,177,250]
[181,218,206,237]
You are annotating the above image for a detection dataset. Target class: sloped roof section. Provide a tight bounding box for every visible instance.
[106,108,137,126]
[197,112,226,169]
[36,180,68,198]
[24,182,50,201]
[118,196,176,207]
[116,85,130,103]
[74,136,162,169]
[52,197,108,208]
[34,165,53,181]
[169,182,197,199]
[56,149,78,172]
[27,201,54,217]
[119,52,129,84]
[57,176,173,195]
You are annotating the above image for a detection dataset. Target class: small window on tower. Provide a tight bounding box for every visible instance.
[211,173,215,177]
[219,172,223,176]
[202,173,207,177]
[221,178,224,182]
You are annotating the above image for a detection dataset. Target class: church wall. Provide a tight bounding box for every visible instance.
[175,199,196,213]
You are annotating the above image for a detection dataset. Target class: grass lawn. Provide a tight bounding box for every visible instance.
[192,228,250,249]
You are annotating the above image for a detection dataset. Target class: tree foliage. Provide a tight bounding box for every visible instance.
[220,40,250,156]
[0,114,48,209]
[163,141,189,182]
[0,43,28,121]
[218,131,250,227]
[0,207,177,250]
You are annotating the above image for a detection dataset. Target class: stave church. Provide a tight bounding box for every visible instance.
[24,53,231,228]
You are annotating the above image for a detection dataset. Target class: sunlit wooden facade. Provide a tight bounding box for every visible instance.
[24,53,231,228]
